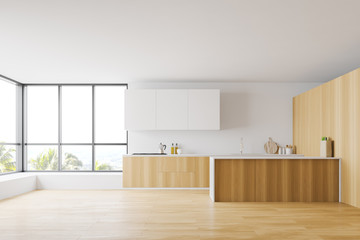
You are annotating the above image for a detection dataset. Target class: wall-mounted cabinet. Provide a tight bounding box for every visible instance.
[125,89,220,130]
[156,90,188,130]
[125,90,156,130]
[188,89,220,130]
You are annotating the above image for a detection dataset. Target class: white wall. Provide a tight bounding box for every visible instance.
[128,82,320,154]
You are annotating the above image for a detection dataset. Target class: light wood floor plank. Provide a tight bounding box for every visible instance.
[0,190,360,240]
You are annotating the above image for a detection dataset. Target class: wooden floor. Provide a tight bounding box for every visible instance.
[0,190,360,240]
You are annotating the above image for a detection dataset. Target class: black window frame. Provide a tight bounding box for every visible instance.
[23,83,128,172]
[0,74,23,175]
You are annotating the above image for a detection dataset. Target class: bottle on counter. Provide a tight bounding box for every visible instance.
[171,143,175,155]
[239,137,244,155]
[175,143,178,154]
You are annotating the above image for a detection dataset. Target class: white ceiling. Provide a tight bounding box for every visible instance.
[1,0,360,83]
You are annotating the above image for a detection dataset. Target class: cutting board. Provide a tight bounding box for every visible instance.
[264,137,278,154]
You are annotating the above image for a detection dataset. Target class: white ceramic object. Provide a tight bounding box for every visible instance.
[177,149,182,154]
[285,147,293,155]
[278,147,284,154]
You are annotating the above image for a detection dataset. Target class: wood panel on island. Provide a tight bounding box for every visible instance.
[212,157,340,202]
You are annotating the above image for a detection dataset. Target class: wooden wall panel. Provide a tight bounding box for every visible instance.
[354,70,360,208]
[308,87,322,156]
[293,86,323,156]
[123,156,209,188]
[293,67,360,207]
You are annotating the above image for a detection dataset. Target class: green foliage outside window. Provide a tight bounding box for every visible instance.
[27,148,112,171]
[0,145,16,173]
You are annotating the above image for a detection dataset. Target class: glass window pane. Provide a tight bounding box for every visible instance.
[95,86,126,143]
[62,145,92,171]
[27,145,58,171]
[95,145,126,171]
[27,86,58,143]
[0,145,16,173]
[62,86,92,143]
[0,81,16,143]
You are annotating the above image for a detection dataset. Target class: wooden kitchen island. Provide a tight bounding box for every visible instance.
[210,155,341,202]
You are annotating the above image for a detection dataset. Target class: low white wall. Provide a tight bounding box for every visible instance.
[0,172,122,200]
[0,173,36,200]
[36,172,123,190]
[1,171,209,201]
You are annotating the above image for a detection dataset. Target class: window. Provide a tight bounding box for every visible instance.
[95,86,126,143]
[62,145,92,171]
[0,78,21,174]
[95,145,127,171]
[62,86,92,143]
[27,86,58,143]
[25,85,127,171]
[27,145,58,171]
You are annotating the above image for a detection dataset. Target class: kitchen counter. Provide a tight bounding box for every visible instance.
[209,154,341,159]
[122,155,210,188]
[124,154,212,157]
[124,154,311,158]
[210,155,341,202]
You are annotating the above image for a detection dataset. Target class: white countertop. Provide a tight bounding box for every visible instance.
[124,154,212,157]
[210,154,340,159]
[125,154,339,159]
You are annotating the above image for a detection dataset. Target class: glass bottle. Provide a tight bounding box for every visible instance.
[171,143,175,155]
[240,137,244,154]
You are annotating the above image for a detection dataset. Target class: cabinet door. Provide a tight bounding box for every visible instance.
[156,90,188,130]
[125,90,156,130]
[188,90,220,130]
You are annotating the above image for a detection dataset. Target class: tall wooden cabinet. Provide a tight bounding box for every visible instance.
[293,67,360,208]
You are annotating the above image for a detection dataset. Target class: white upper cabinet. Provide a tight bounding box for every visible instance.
[188,89,220,130]
[156,90,188,130]
[125,89,220,130]
[125,90,156,130]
